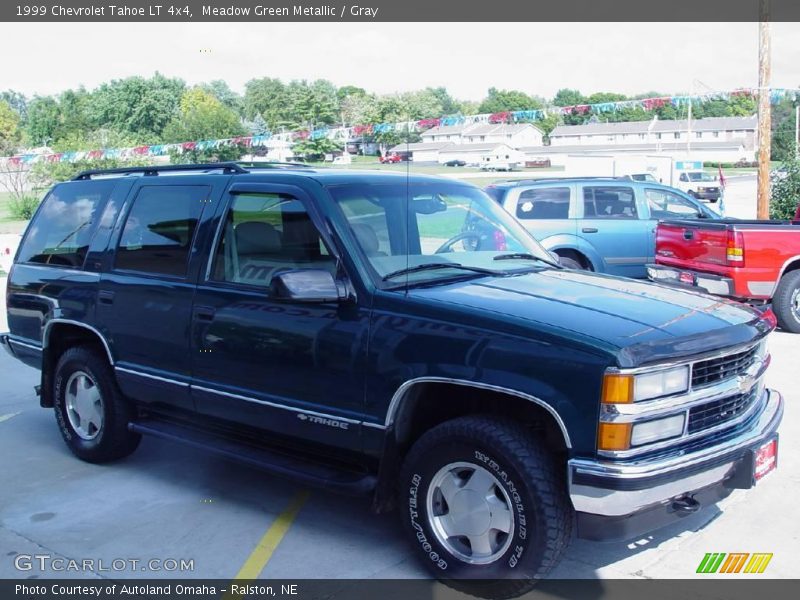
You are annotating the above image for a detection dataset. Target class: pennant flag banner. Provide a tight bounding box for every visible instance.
[2,87,799,167]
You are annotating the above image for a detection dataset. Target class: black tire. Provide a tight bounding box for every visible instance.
[53,346,141,463]
[772,270,800,333]
[399,416,572,599]
[557,256,583,270]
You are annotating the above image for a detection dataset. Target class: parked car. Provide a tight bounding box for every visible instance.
[443,159,466,167]
[674,170,721,202]
[647,211,800,333]
[480,160,516,171]
[1,163,782,597]
[621,173,659,183]
[485,177,719,279]
[379,153,402,164]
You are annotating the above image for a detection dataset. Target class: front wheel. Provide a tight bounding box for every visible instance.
[399,416,572,599]
[772,270,800,333]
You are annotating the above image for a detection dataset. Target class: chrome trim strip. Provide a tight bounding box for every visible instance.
[385,377,572,449]
[7,337,43,352]
[600,382,765,459]
[362,421,387,430]
[191,384,362,425]
[114,366,190,388]
[570,388,782,516]
[43,319,114,365]
[600,357,768,423]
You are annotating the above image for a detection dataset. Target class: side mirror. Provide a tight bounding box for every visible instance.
[270,269,346,303]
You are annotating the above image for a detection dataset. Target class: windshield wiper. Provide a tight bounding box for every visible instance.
[382,262,502,281]
[493,252,559,267]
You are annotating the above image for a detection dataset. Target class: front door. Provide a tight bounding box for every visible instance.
[578,184,649,278]
[190,185,370,452]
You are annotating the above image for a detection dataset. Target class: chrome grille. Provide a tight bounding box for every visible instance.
[687,389,759,434]
[691,346,758,388]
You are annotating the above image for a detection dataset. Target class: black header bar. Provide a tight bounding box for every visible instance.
[2,0,800,22]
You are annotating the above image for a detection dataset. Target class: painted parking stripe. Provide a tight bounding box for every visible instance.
[0,412,20,424]
[232,491,309,581]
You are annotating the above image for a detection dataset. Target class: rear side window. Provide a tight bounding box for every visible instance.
[516,187,570,220]
[115,185,208,278]
[17,180,115,268]
[583,186,637,219]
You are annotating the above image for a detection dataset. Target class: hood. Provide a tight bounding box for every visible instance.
[408,269,771,368]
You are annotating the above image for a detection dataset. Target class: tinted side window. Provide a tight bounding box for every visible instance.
[115,185,208,277]
[211,193,335,288]
[516,187,570,220]
[646,189,703,219]
[583,186,637,219]
[17,180,115,268]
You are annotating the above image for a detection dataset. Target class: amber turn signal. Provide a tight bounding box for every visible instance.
[598,422,632,451]
[601,374,634,404]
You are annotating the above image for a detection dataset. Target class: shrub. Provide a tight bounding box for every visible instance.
[8,194,41,220]
[769,157,800,220]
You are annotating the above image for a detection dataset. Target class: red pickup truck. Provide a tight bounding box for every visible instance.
[647,207,800,333]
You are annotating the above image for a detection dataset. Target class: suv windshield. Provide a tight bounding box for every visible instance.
[328,182,556,286]
[687,172,715,182]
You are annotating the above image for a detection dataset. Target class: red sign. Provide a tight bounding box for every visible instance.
[754,438,777,481]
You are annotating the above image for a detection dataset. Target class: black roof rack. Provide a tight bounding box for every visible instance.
[72,161,317,181]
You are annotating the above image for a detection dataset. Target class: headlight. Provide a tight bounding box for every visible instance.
[602,366,690,404]
[630,415,685,446]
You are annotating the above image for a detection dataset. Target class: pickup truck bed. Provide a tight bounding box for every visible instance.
[648,218,800,333]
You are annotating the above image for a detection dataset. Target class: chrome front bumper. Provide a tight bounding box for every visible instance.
[568,388,782,538]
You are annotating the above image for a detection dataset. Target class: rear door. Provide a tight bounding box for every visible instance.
[506,184,577,247]
[578,183,649,278]
[98,177,228,412]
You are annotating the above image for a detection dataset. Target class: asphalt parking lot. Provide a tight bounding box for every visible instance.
[0,267,797,584]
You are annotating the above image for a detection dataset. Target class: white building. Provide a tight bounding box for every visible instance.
[437,143,524,166]
[420,123,544,148]
[548,116,757,152]
[387,142,453,162]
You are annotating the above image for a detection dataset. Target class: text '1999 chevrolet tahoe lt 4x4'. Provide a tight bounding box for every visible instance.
[1,163,783,598]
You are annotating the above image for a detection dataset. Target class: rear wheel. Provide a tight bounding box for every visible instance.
[772,270,800,333]
[399,416,572,599]
[53,346,141,462]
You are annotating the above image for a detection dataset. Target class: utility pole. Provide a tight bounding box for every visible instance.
[756,0,772,220]
[795,104,799,158]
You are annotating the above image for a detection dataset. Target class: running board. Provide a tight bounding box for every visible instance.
[129,419,377,495]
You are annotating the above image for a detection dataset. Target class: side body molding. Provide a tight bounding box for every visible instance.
[386,377,572,449]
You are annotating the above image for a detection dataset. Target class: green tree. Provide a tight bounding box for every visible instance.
[25,96,61,146]
[292,136,342,160]
[199,80,243,114]
[90,73,185,140]
[479,88,540,113]
[0,99,21,153]
[770,156,800,219]
[244,77,289,128]
[164,87,246,163]
[770,97,797,161]
[426,87,461,115]
[1,90,28,121]
[552,88,585,107]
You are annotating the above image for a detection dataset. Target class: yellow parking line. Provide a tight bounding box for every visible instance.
[0,412,20,424]
[232,490,309,581]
